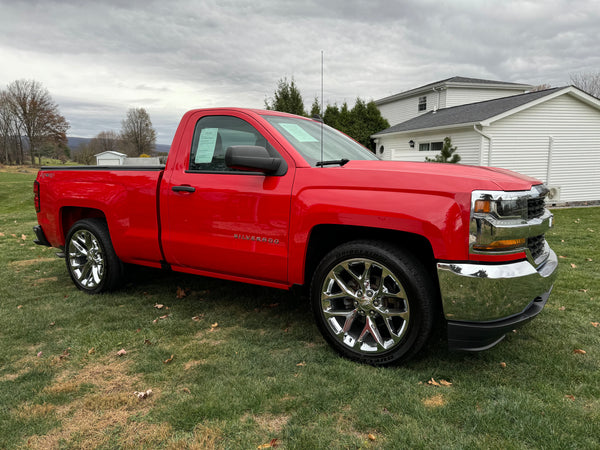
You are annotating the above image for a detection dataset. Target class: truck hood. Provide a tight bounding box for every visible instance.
[338,160,541,192]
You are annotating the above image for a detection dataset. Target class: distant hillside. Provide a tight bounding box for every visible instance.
[68,137,171,154]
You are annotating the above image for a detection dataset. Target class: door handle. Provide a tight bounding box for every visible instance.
[172,185,196,193]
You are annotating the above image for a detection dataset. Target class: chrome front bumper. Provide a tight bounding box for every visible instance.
[437,248,558,350]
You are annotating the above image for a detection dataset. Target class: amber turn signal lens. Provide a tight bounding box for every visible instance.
[473,238,526,251]
[474,199,491,213]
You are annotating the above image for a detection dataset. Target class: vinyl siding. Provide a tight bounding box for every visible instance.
[445,88,527,108]
[379,87,526,126]
[377,128,481,164]
[487,94,600,202]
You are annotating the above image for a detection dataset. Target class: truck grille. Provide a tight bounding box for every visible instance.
[527,234,545,260]
[527,197,545,219]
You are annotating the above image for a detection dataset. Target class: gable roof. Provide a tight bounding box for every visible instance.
[375,76,534,106]
[373,87,575,137]
[94,150,127,157]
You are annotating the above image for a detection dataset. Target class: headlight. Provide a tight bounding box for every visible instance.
[470,190,532,254]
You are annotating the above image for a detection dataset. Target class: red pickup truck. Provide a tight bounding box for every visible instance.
[33,108,558,365]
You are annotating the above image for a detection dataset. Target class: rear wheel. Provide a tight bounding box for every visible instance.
[310,240,436,366]
[65,219,123,294]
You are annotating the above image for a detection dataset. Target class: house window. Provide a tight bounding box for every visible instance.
[431,141,443,151]
[418,96,427,112]
[418,141,443,151]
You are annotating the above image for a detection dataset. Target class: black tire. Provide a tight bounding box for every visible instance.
[310,240,437,366]
[65,218,123,294]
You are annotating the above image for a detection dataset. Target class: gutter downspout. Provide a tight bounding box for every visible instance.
[546,136,554,185]
[473,124,492,166]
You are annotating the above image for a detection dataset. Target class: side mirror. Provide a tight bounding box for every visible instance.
[225,146,282,174]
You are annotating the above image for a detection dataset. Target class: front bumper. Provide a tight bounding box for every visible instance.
[437,248,558,351]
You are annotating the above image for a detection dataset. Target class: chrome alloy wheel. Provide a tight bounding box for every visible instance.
[68,229,106,289]
[320,258,410,353]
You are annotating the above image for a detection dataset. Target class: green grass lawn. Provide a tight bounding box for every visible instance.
[1,170,599,449]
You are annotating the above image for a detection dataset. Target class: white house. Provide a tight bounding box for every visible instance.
[376,76,533,126]
[373,79,600,204]
[95,151,127,165]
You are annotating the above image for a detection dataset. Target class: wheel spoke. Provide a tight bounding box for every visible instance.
[356,316,385,348]
[331,271,356,298]
[71,238,87,256]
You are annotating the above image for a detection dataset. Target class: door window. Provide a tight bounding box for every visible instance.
[188,116,274,172]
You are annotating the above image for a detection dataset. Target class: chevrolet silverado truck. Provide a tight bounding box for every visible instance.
[33,108,558,365]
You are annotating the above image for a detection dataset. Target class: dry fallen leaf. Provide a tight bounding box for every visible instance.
[427,378,441,387]
[579,289,589,293]
[17,305,23,309]
[368,433,376,441]
[564,394,575,401]
[164,354,174,364]
[37,351,43,358]
[208,322,218,332]
[559,255,567,259]
[134,389,153,399]
[586,258,593,262]
[117,348,127,356]
[59,348,70,360]
[500,362,507,368]
[88,347,95,355]
[258,438,279,449]
[21,234,27,241]
[49,321,55,327]
[573,349,586,355]
[176,286,187,299]
[296,362,306,367]
[439,379,452,386]
[0,232,5,237]
[591,322,599,328]
[191,315,204,321]
[182,387,191,394]
[558,306,566,311]
[570,263,577,269]
[144,339,152,345]
[154,303,164,309]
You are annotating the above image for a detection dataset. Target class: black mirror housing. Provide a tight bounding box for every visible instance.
[225,146,282,174]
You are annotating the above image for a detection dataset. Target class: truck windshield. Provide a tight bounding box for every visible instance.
[262,115,378,166]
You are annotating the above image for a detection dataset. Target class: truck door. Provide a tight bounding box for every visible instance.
[161,113,293,285]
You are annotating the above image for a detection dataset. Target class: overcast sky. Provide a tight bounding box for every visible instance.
[1,0,599,144]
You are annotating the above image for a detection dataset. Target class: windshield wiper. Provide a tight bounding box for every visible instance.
[316,159,350,167]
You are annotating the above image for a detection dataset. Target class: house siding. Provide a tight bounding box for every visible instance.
[486,94,600,202]
[379,128,480,164]
[445,88,527,108]
[379,87,527,127]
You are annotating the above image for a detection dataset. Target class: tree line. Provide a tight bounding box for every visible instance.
[264,77,390,151]
[0,79,157,166]
[74,108,157,165]
[0,80,70,165]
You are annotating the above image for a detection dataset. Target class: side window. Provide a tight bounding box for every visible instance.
[188,116,272,172]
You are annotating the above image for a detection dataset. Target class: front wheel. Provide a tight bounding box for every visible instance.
[65,219,123,294]
[310,241,437,366]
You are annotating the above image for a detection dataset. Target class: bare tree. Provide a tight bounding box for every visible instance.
[5,79,69,165]
[120,108,156,156]
[531,84,552,92]
[73,142,96,165]
[570,71,600,98]
[90,130,121,153]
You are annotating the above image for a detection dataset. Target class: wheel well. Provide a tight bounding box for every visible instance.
[61,207,106,240]
[304,224,437,286]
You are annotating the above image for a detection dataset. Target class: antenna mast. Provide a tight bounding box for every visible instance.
[320,50,324,167]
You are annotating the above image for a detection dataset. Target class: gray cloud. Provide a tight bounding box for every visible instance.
[1,0,599,143]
